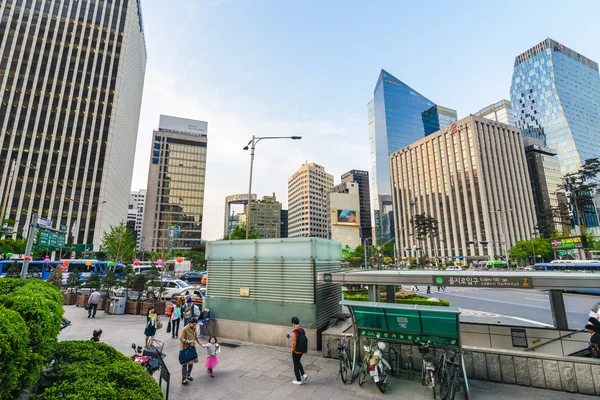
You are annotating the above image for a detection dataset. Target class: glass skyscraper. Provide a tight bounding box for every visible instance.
[369,70,456,243]
[510,38,600,175]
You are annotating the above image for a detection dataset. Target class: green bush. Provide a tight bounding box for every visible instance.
[34,341,164,400]
[342,291,450,307]
[0,306,33,399]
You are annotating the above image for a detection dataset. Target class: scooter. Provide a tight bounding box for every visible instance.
[131,342,164,376]
[368,341,392,393]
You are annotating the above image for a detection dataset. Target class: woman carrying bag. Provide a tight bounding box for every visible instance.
[179,317,202,385]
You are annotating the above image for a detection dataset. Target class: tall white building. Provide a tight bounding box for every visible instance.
[0,0,147,249]
[390,115,536,264]
[475,100,515,126]
[330,181,361,249]
[128,190,146,250]
[288,162,334,238]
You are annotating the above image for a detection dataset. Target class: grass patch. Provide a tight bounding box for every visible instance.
[343,290,450,307]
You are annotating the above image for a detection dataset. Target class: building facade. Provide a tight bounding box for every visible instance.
[330,181,361,249]
[223,193,256,237]
[280,209,288,238]
[422,105,458,136]
[369,69,455,244]
[127,190,145,250]
[288,162,333,238]
[475,100,515,126]
[245,193,282,239]
[390,115,536,264]
[0,0,147,248]
[142,115,207,252]
[341,169,372,242]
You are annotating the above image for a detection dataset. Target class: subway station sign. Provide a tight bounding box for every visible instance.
[551,236,587,250]
[433,275,534,289]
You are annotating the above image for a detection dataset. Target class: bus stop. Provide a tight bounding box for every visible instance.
[341,299,470,399]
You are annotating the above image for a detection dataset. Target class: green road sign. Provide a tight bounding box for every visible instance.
[433,275,534,289]
[38,229,66,248]
[359,329,458,346]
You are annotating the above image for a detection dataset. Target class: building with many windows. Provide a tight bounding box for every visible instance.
[223,193,256,237]
[475,100,515,126]
[142,115,207,252]
[280,209,288,238]
[341,170,372,243]
[369,69,456,244]
[0,0,147,248]
[127,189,146,250]
[245,193,282,239]
[422,105,458,136]
[288,162,333,238]
[330,181,361,249]
[390,115,536,264]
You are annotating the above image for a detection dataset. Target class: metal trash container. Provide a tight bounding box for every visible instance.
[110,296,126,315]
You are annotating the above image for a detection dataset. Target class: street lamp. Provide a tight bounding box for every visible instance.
[243,135,302,239]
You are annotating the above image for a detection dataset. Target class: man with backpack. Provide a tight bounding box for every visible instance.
[289,316,309,385]
[182,296,200,327]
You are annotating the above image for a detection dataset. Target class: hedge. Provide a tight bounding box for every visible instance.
[0,278,64,399]
[34,341,164,400]
[343,291,450,307]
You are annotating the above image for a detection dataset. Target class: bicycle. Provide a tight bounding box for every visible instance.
[439,348,467,400]
[334,334,353,384]
[358,339,376,386]
[404,353,415,380]
[414,340,436,399]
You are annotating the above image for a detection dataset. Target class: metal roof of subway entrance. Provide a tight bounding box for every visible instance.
[317,269,600,290]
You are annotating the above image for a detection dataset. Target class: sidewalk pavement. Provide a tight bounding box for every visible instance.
[59,305,598,400]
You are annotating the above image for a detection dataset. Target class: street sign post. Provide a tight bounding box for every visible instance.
[432,275,534,289]
[38,229,66,248]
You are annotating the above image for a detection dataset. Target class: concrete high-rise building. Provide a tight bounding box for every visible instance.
[280,209,288,238]
[128,190,146,250]
[422,105,458,136]
[510,38,600,230]
[475,100,515,126]
[390,115,536,264]
[223,193,256,237]
[369,69,455,244]
[288,162,333,238]
[0,0,147,248]
[245,193,282,239]
[330,181,361,249]
[142,115,207,252]
[341,170,372,242]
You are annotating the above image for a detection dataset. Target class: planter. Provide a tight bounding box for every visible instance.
[76,294,89,307]
[63,293,78,305]
[125,300,141,315]
[153,301,166,315]
[98,298,107,311]
[140,301,154,316]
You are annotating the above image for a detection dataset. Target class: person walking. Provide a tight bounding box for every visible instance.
[180,317,202,385]
[202,336,220,377]
[586,319,600,358]
[182,297,200,327]
[144,306,158,348]
[426,286,431,294]
[290,316,309,385]
[90,328,102,342]
[171,298,183,338]
[87,289,101,318]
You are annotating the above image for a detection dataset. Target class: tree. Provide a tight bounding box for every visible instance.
[101,270,118,299]
[558,158,600,230]
[101,221,136,264]
[85,273,102,292]
[65,268,81,292]
[508,238,553,263]
[552,201,572,237]
[0,238,26,256]
[221,224,260,240]
[410,213,440,267]
[47,266,62,288]
[536,208,556,239]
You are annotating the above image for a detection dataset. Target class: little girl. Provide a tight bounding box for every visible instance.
[202,336,220,377]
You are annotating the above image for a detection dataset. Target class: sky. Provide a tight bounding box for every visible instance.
[131,0,600,241]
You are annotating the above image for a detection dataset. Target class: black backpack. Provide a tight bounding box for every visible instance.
[295,330,308,353]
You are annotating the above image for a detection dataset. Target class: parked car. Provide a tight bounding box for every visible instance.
[178,271,206,284]
[171,288,206,304]
[152,279,191,299]
[446,266,462,271]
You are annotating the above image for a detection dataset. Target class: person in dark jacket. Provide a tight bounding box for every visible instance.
[587,317,600,358]
[90,328,102,342]
[290,316,309,385]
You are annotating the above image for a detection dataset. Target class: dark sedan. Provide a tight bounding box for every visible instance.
[178,271,206,283]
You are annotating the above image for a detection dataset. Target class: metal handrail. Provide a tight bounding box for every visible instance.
[524,327,587,352]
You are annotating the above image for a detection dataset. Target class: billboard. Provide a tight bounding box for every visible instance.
[337,210,358,225]
[551,236,587,250]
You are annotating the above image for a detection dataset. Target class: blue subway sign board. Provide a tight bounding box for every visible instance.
[433,275,534,289]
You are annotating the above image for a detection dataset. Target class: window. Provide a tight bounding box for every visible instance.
[511,328,527,348]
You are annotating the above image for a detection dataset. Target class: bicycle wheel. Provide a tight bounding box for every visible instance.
[430,372,437,399]
[405,360,413,380]
[358,360,368,386]
[440,368,452,400]
[340,355,351,384]
[376,366,387,393]
[447,375,458,400]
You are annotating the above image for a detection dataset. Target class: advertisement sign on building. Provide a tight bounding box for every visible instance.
[551,236,588,250]
[336,210,358,225]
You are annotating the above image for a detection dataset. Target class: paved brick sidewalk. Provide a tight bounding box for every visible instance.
[59,306,596,399]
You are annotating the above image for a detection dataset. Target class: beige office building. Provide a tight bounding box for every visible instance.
[142,115,207,252]
[390,115,536,263]
[246,193,282,239]
[330,182,361,249]
[288,162,334,238]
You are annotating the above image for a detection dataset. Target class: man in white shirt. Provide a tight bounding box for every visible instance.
[88,290,102,318]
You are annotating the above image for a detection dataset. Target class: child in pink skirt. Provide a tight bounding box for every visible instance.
[202,336,220,377]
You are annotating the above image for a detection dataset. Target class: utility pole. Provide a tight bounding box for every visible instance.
[363,238,370,269]
[21,214,39,278]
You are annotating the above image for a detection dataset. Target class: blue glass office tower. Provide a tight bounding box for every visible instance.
[369,70,456,243]
[510,38,600,229]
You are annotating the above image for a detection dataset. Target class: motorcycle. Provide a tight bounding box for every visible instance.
[131,340,165,376]
[365,341,392,393]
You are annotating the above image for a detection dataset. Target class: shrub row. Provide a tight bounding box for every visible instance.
[33,341,164,400]
[0,278,64,399]
[342,291,450,307]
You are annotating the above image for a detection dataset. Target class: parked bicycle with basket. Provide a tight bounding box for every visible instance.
[414,340,437,398]
[358,338,392,393]
[334,334,353,384]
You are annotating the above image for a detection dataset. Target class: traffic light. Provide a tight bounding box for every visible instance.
[479,241,489,245]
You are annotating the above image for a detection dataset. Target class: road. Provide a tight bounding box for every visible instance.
[413,286,597,329]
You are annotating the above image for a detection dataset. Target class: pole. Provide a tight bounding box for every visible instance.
[22,214,38,278]
[246,136,255,240]
[531,235,536,265]
[500,211,509,265]
[0,159,16,227]
[364,238,369,269]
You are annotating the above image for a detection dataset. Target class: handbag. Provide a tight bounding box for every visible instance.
[166,320,172,334]
[84,304,89,311]
[179,346,198,364]
[156,318,163,330]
